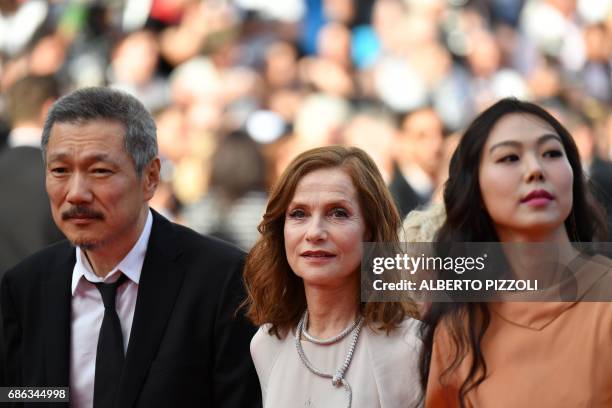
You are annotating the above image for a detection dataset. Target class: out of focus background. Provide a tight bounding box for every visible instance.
[1,0,612,262]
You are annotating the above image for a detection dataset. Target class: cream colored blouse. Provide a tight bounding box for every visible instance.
[251,318,423,408]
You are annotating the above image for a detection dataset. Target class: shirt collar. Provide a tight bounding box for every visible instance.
[8,127,42,148]
[399,162,434,198]
[71,210,153,294]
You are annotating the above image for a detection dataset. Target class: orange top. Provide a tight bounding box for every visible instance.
[425,255,612,408]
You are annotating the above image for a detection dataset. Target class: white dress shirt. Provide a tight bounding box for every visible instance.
[69,210,153,408]
[399,162,434,199]
[7,126,43,148]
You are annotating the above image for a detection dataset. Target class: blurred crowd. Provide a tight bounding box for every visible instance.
[1,0,612,253]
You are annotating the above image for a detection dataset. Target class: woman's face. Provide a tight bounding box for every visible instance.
[479,113,574,241]
[284,167,367,288]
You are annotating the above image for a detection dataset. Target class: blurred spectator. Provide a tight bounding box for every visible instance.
[389,107,445,220]
[0,75,64,275]
[566,110,612,239]
[300,22,355,97]
[155,105,189,164]
[28,33,68,77]
[109,30,170,111]
[181,130,267,250]
[604,111,612,160]
[292,92,350,152]
[263,41,299,90]
[159,0,237,67]
[432,131,461,203]
[527,58,563,101]
[341,104,396,182]
[0,0,48,57]
[317,22,352,68]
[169,56,222,108]
[466,28,530,112]
[580,23,612,103]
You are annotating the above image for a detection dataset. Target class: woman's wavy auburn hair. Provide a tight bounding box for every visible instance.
[243,145,415,337]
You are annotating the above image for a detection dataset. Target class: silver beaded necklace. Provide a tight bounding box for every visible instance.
[295,310,364,408]
[302,311,362,345]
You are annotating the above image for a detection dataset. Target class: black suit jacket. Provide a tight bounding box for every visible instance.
[0,210,261,407]
[388,163,429,220]
[0,146,63,277]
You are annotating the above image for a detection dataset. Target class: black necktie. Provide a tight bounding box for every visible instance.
[93,274,128,408]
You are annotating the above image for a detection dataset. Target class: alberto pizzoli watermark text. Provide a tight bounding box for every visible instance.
[373,279,538,292]
[362,242,612,302]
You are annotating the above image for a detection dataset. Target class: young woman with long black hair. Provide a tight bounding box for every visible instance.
[421,98,612,407]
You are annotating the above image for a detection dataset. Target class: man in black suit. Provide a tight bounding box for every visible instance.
[389,107,444,219]
[0,87,260,407]
[0,75,64,276]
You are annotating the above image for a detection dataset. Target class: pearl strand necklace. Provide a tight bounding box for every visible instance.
[295,310,364,408]
[302,311,362,345]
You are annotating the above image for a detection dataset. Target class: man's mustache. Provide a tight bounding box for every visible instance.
[61,206,104,220]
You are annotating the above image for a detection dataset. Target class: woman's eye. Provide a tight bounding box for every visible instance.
[287,209,305,219]
[497,154,519,163]
[331,208,349,218]
[543,149,563,158]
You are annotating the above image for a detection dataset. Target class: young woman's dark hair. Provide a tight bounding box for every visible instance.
[419,98,608,407]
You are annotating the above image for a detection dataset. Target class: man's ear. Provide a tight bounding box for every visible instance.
[142,157,161,201]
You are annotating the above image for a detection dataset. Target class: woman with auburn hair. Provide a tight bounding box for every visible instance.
[421,98,612,407]
[244,146,421,408]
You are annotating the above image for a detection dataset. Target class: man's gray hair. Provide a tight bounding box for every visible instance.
[41,87,158,176]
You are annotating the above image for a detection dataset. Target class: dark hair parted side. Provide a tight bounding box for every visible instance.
[41,87,157,176]
[243,145,417,338]
[420,98,608,407]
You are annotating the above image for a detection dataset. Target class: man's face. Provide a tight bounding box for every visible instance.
[401,109,444,177]
[45,119,157,251]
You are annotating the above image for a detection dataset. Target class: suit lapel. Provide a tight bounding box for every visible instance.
[42,243,74,386]
[389,163,419,218]
[115,211,185,408]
